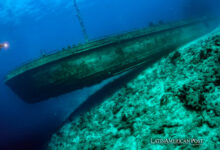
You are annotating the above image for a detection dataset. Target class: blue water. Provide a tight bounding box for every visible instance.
[0,0,219,149]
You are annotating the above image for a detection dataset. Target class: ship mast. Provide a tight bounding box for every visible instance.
[73,0,89,42]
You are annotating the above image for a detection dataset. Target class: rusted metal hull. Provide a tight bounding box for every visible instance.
[5,17,220,103]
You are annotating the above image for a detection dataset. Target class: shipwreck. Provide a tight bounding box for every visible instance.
[5,16,220,103]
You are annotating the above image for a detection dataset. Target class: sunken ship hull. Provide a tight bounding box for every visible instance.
[5,17,219,103]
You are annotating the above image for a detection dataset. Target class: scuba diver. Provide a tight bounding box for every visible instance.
[0,43,8,50]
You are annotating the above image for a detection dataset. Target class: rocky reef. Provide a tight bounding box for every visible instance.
[46,27,220,150]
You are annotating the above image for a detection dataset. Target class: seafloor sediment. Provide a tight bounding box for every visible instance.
[46,27,220,150]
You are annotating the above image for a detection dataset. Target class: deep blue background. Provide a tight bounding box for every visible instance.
[0,0,219,149]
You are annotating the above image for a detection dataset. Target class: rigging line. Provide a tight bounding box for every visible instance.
[73,0,89,42]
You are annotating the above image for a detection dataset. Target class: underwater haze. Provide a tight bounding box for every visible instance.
[0,0,220,150]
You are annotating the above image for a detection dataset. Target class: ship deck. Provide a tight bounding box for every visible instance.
[5,17,210,82]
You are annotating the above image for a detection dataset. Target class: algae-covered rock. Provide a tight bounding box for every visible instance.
[46,27,220,150]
